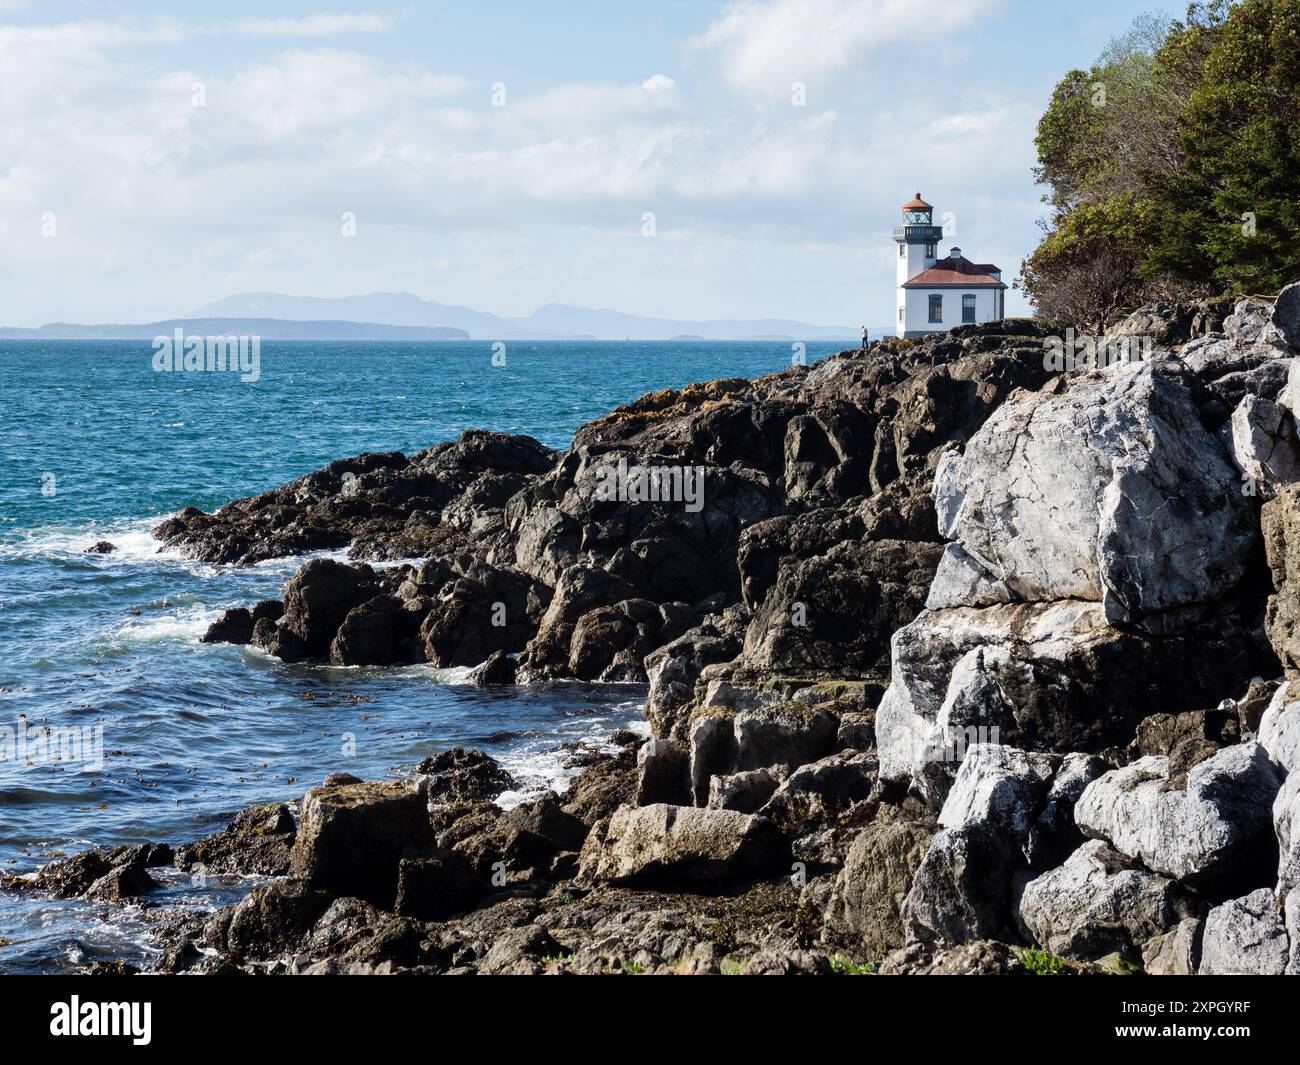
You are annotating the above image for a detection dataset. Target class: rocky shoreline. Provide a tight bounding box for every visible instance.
[10,284,1300,975]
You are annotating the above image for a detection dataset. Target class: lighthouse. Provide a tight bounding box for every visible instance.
[893,193,1006,338]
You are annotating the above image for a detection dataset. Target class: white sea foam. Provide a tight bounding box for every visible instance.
[112,602,220,643]
[0,519,176,564]
[494,701,649,808]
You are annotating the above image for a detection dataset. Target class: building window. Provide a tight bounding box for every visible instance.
[962,294,977,323]
[929,295,943,323]
[899,245,906,257]
[899,306,905,324]
[926,244,936,259]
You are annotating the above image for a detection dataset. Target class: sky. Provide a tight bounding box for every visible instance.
[0,0,1176,328]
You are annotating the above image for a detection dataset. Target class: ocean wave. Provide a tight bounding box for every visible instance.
[0,519,177,565]
[111,602,220,643]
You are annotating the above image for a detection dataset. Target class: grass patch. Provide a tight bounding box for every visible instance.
[540,952,574,967]
[1018,947,1067,976]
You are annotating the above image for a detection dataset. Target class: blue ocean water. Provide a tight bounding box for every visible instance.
[0,338,842,973]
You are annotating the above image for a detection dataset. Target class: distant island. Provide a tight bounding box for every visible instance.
[0,318,470,341]
[0,296,871,344]
[185,291,867,342]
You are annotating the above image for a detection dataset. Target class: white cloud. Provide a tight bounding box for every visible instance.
[695,0,1002,96]
[0,7,1040,327]
[230,14,396,37]
[640,74,676,94]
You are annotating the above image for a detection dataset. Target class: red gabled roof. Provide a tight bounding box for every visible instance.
[902,192,933,211]
[904,256,1006,288]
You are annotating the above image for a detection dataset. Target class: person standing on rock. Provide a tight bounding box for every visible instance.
[861,326,870,349]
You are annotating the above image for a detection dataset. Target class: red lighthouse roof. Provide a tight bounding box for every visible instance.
[902,192,933,211]
[904,253,1006,288]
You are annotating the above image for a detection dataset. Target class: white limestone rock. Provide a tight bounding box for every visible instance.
[1015,840,1195,961]
[1281,357,1300,418]
[1142,917,1204,977]
[948,360,1255,623]
[1274,281,1300,353]
[1074,743,1284,886]
[577,804,788,884]
[1227,393,1300,496]
[924,543,1016,611]
[931,448,966,540]
[1198,889,1289,975]
[1259,682,1300,775]
[1274,772,1300,900]
[901,746,1058,948]
[1285,889,1300,975]
[937,744,1058,844]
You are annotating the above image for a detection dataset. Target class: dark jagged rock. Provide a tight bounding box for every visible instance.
[282,558,380,658]
[221,880,332,959]
[330,593,416,666]
[500,792,589,854]
[419,748,517,805]
[394,846,489,920]
[16,844,162,901]
[251,616,308,662]
[154,433,557,566]
[644,606,748,742]
[823,821,935,960]
[85,540,117,554]
[251,599,284,623]
[420,561,550,668]
[466,650,517,686]
[201,607,254,646]
[289,779,434,908]
[1126,709,1239,788]
[560,734,641,827]
[173,802,296,876]
[157,323,1058,699]
[84,862,158,901]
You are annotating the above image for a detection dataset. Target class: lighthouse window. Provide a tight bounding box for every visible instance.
[963,294,977,323]
[926,244,936,259]
[899,245,906,258]
[928,295,943,323]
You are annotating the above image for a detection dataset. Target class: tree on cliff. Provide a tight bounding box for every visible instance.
[1021,0,1300,329]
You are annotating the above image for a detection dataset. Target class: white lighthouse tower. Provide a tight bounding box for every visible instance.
[893,192,1006,338]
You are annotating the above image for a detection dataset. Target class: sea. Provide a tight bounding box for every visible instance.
[0,337,845,973]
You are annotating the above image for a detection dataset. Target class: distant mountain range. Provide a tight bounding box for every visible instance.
[185,292,864,341]
[0,318,469,341]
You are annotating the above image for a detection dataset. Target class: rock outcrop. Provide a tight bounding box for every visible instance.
[48,282,1290,976]
[577,804,790,885]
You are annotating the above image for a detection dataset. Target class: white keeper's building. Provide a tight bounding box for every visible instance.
[894,193,1007,338]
